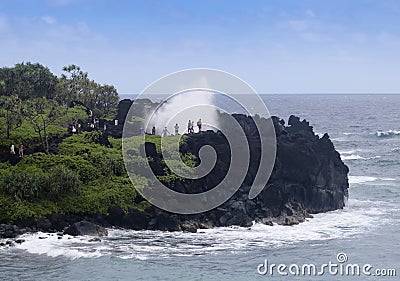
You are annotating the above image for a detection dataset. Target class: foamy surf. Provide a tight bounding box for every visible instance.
[15,232,110,260]
[341,154,381,161]
[341,154,366,160]
[349,176,397,184]
[12,199,395,261]
[375,130,400,137]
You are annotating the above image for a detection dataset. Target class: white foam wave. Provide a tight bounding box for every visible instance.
[341,154,381,161]
[337,150,355,155]
[348,176,397,184]
[341,154,365,160]
[348,176,377,184]
[381,178,397,181]
[16,232,110,260]
[375,130,400,137]
[14,198,395,261]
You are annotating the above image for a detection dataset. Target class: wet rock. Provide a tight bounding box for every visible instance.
[0,224,20,239]
[108,205,125,226]
[198,222,214,229]
[122,209,150,230]
[36,219,52,232]
[150,213,181,232]
[88,238,101,242]
[219,213,232,226]
[5,240,15,247]
[256,218,274,226]
[47,214,70,231]
[64,221,108,237]
[180,222,198,233]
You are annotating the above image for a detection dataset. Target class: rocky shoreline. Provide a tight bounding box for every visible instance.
[1,111,349,244]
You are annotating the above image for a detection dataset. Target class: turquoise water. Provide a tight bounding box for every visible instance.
[1,94,399,280]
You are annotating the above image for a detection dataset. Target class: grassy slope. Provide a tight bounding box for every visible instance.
[0,106,197,223]
[0,104,150,223]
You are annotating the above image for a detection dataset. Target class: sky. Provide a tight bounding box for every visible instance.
[1,0,400,94]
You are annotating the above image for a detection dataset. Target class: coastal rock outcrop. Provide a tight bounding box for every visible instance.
[4,99,349,236]
[109,107,349,231]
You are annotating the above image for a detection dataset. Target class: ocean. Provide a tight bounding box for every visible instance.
[1,94,399,280]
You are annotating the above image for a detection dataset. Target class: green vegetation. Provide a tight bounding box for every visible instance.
[0,62,194,224]
[0,131,153,223]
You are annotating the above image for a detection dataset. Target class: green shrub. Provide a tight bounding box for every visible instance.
[0,163,80,201]
[0,166,47,201]
[20,153,100,184]
[58,176,146,214]
[45,165,81,199]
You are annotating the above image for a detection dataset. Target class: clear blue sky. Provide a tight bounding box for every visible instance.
[1,0,400,94]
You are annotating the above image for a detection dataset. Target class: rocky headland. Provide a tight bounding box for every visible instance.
[1,99,349,242]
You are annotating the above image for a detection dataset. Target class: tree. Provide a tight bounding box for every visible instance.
[95,84,119,115]
[55,64,90,106]
[0,62,58,99]
[0,94,24,139]
[23,98,63,153]
[56,65,119,116]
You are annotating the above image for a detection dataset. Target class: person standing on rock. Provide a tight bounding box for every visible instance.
[94,118,99,129]
[151,126,156,135]
[18,144,24,158]
[187,120,192,134]
[191,121,195,133]
[10,144,15,155]
[162,126,170,137]
[197,118,202,132]
[174,123,179,135]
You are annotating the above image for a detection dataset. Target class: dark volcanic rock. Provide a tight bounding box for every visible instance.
[54,101,348,233]
[122,209,150,230]
[47,214,70,231]
[0,224,23,239]
[108,205,125,226]
[180,221,198,233]
[64,221,108,237]
[131,107,349,231]
[149,213,181,232]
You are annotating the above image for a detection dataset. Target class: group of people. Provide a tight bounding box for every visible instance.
[10,144,24,158]
[187,119,202,134]
[149,118,203,137]
[87,110,107,131]
[69,110,108,133]
[88,118,100,130]
[70,119,82,134]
